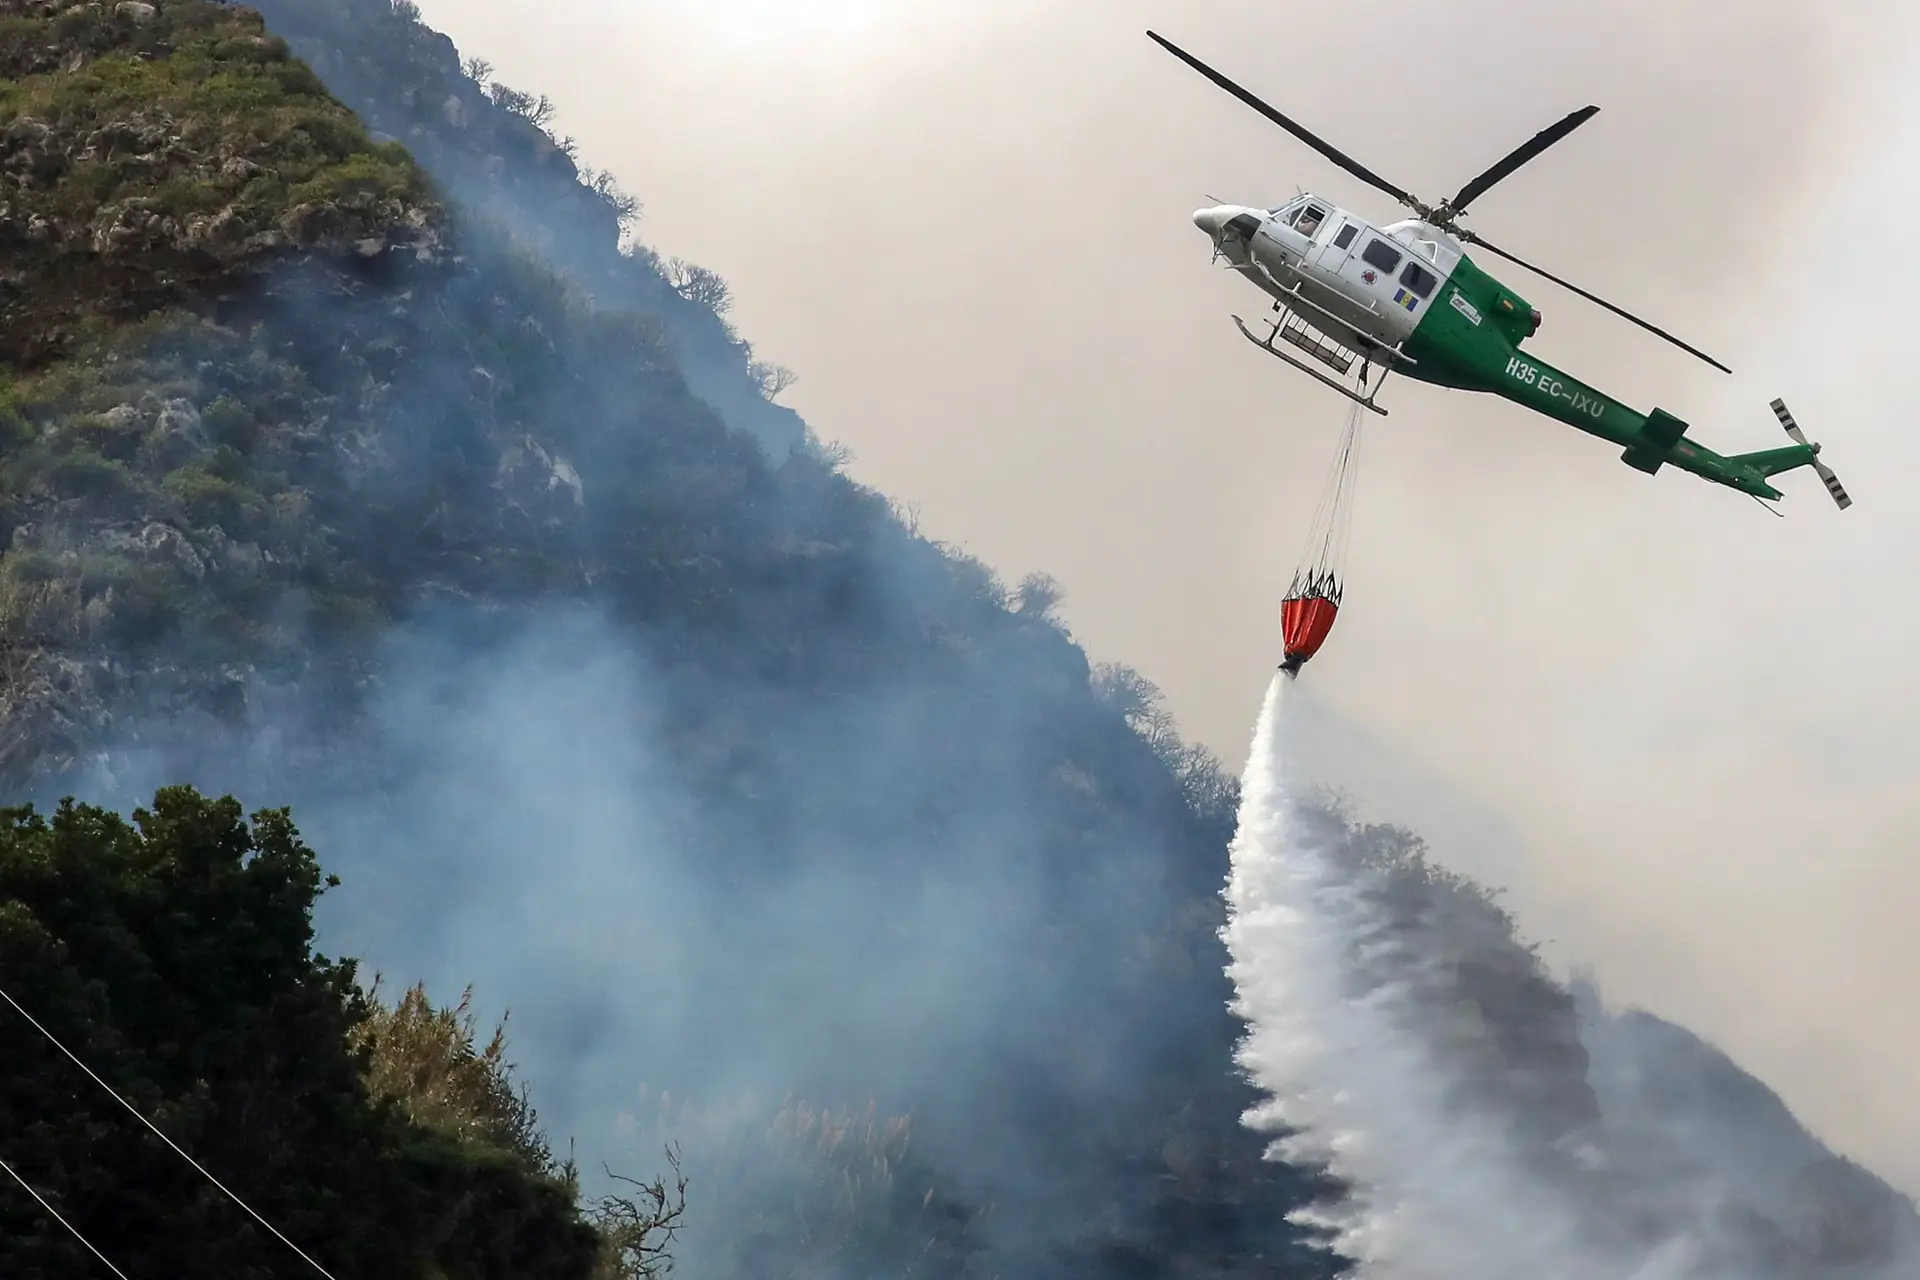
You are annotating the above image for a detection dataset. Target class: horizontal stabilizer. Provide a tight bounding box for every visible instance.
[1639,408,1688,452]
[1619,407,1689,475]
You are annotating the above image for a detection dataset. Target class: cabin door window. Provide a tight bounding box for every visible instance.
[1315,219,1361,271]
[1359,238,1403,276]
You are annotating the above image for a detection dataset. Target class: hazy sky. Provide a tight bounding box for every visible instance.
[411,0,1920,1193]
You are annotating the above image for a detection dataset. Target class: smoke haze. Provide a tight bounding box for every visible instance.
[77,579,1263,1267]
[402,0,1920,1194]
[6,0,1915,1271]
[1227,675,1918,1278]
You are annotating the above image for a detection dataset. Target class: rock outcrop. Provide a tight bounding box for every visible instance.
[0,0,447,365]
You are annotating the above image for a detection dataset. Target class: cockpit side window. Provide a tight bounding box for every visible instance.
[1295,205,1328,238]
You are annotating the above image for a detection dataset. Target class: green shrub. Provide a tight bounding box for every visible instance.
[2,548,62,586]
[200,396,256,452]
[0,394,34,450]
[106,563,194,644]
[46,448,137,499]
[164,466,263,530]
[0,788,607,1278]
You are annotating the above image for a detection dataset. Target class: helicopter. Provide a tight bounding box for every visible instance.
[1150,31,1852,511]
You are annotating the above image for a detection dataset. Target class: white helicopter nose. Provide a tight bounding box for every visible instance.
[1194,205,1262,243]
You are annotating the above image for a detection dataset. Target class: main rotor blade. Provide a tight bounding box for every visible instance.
[1446,105,1599,215]
[1457,229,1732,374]
[1146,31,1416,208]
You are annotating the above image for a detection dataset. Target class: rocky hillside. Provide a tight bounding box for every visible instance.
[0,1,1332,1274]
[253,0,805,457]
[0,0,444,364]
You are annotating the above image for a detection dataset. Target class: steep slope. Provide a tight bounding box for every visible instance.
[0,1,1328,1274]
[1576,989,1920,1273]
[251,0,805,457]
[1300,803,1920,1277]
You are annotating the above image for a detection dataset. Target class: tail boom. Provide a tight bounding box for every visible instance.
[1642,440,1804,502]
[1470,344,1847,507]
[1620,406,1835,503]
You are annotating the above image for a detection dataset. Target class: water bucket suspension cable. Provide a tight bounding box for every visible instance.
[1280,398,1365,675]
[1296,398,1364,601]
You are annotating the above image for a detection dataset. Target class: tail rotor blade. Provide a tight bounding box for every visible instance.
[1814,460,1852,510]
[1771,398,1852,510]
[1770,397,1809,445]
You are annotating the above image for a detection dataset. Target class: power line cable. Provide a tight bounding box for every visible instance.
[0,1150,132,1279]
[0,983,342,1280]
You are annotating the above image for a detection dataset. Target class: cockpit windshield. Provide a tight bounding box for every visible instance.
[1265,198,1329,238]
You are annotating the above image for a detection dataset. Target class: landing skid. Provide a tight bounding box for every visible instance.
[1232,314,1392,416]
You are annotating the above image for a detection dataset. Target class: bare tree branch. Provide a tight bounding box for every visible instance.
[588,1144,689,1279]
